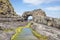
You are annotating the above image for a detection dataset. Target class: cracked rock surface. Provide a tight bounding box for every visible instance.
[30,22,60,40]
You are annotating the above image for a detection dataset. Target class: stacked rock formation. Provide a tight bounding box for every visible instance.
[22,9,60,29]
[22,9,46,20]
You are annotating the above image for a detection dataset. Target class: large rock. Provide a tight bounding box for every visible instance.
[22,9,60,29]
[22,9,46,20]
[0,0,17,16]
[33,15,60,29]
[30,22,60,40]
[0,0,24,22]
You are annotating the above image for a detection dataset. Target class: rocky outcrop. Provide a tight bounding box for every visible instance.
[22,9,60,29]
[0,0,24,40]
[0,0,24,22]
[0,0,17,16]
[30,22,60,40]
[33,16,60,29]
[22,9,46,20]
[22,8,60,40]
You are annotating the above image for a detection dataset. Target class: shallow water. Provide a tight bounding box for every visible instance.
[11,23,47,40]
[14,28,38,40]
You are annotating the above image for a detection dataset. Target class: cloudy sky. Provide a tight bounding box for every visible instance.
[10,0,60,18]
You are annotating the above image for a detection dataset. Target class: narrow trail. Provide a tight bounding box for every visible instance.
[11,23,47,40]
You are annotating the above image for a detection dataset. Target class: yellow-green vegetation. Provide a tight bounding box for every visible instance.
[11,23,47,40]
[30,28,47,40]
[0,10,3,13]
[11,23,31,40]
[3,29,13,32]
[3,28,14,32]
[11,27,23,40]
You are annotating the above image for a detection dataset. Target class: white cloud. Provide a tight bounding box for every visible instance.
[45,6,60,11]
[23,0,60,5]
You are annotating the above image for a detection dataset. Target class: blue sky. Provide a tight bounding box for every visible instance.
[9,0,60,18]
